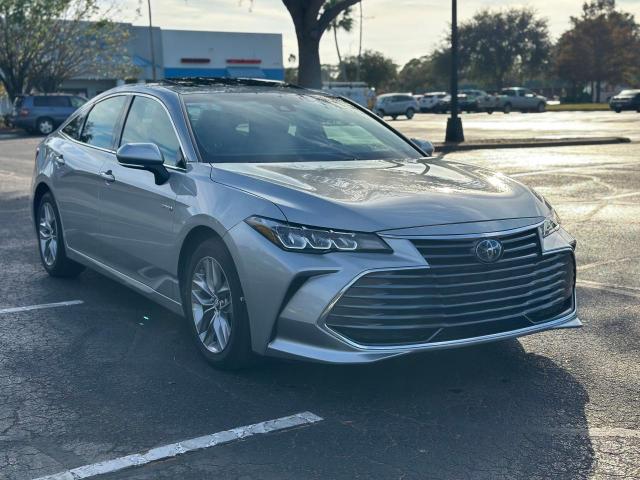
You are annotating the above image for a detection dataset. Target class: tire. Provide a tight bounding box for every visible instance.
[537,102,546,113]
[36,117,55,135]
[36,192,84,278]
[615,109,621,113]
[182,237,253,369]
[391,115,398,120]
[487,109,494,115]
[376,109,385,118]
[503,103,512,114]
[405,108,415,119]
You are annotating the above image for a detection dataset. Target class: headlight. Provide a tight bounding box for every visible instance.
[542,209,561,237]
[245,216,391,253]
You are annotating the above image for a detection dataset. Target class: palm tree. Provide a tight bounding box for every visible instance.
[326,0,355,80]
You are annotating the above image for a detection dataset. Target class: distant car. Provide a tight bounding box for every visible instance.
[609,89,640,113]
[10,94,87,135]
[499,88,547,113]
[418,92,447,112]
[374,93,419,120]
[459,89,501,114]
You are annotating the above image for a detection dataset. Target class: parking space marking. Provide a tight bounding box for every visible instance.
[578,280,640,299]
[0,300,84,315]
[32,411,323,480]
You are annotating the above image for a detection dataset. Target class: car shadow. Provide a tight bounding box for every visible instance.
[239,339,594,478]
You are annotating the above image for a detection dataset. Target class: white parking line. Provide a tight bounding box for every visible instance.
[578,280,640,299]
[33,411,323,480]
[0,300,84,315]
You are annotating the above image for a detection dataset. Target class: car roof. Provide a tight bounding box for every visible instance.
[99,77,316,99]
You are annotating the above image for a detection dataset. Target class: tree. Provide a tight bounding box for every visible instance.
[326,0,354,80]
[457,8,551,89]
[339,50,397,91]
[396,50,450,93]
[281,0,361,88]
[0,0,131,100]
[554,0,640,102]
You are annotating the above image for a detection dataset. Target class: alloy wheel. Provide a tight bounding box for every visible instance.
[190,256,233,353]
[39,203,58,266]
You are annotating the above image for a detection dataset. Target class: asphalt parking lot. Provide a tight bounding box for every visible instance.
[1,111,639,479]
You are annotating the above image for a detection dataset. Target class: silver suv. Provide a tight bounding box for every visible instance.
[31,79,580,369]
[374,93,419,120]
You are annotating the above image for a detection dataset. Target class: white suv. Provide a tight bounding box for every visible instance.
[374,93,419,120]
[418,92,447,113]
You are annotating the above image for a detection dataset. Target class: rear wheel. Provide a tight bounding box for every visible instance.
[183,238,253,369]
[615,108,622,113]
[37,193,84,277]
[503,103,512,114]
[36,117,54,135]
[537,102,546,113]
[391,115,398,120]
[405,108,415,119]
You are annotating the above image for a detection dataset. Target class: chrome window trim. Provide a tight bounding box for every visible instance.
[59,91,191,171]
[318,224,577,351]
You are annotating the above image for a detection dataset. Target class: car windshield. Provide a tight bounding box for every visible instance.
[183,92,421,163]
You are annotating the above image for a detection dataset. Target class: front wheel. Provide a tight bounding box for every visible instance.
[537,102,546,113]
[614,108,621,113]
[37,192,84,277]
[405,108,415,119]
[503,103,512,114]
[183,238,253,369]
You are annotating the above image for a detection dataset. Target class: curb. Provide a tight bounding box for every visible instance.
[434,136,631,153]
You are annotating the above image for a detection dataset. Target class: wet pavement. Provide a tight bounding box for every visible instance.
[0,111,638,479]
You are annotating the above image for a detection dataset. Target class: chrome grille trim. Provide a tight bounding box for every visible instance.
[321,226,576,349]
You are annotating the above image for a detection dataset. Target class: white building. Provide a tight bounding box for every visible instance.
[61,25,284,98]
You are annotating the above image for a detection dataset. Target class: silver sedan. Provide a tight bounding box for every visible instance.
[31,79,580,369]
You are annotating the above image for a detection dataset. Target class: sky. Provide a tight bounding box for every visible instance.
[119,0,640,67]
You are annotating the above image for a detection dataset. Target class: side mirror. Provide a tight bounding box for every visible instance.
[116,143,170,185]
[410,138,435,157]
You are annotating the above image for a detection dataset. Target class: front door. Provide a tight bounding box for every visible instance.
[98,95,183,298]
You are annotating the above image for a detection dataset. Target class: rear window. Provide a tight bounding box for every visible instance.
[184,92,421,163]
[33,96,71,107]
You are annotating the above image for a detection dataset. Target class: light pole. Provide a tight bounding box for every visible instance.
[445,0,464,143]
[147,0,157,81]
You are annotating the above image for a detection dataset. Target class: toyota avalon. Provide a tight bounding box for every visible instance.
[31,78,580,368]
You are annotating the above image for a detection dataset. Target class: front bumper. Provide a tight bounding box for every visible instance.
[225,220,580,364]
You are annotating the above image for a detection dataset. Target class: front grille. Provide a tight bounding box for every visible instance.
[325,228,575,346]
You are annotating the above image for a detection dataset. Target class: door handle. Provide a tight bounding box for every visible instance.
[100,170,115,183]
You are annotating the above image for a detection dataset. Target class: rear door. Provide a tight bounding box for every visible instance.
[51,95,129,258]
[98,94,182,297]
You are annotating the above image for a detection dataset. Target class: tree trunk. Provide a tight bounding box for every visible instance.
[297,33,322,88]
[596,79,601,103]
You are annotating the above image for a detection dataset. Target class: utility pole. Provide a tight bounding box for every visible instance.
[147,0,157,81]
[356,0,363,82]
[445,0,464,143]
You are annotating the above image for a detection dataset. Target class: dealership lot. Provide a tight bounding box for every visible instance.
[1,111,639,479]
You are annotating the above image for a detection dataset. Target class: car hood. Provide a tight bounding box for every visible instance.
[211,159,549,232]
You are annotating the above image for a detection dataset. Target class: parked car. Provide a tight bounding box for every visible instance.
[10,94,86,135]
[459,89,501,113]
[609,89,640,113]
[499,87,547,113]
[418,92,447,112]
[374,93,419,119]
[31,78,580,369]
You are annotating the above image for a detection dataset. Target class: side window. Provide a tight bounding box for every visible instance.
[62,113,86,140]
[70,97,87,108]
[120,96,182,167]
[79,96,127,149]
